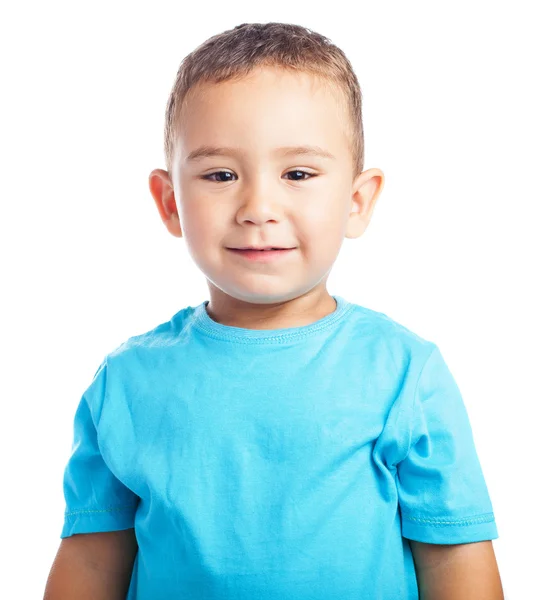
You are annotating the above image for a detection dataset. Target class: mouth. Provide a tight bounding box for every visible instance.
[229,247,295,251]
[226,247,296,261]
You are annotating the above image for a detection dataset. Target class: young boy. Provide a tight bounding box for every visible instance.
[44,22,503,600]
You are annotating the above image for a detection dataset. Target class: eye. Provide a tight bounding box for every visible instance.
[201,170,316,183]
[285,170,315,181]
[202,171,236,183]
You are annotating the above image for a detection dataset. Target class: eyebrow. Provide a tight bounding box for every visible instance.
[186,145,336,162]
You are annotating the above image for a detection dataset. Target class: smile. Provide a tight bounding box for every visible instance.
[227,248,295,262]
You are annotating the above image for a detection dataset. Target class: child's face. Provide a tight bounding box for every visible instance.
[151,66,382,306]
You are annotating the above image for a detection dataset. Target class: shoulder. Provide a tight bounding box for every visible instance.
[83,306,197,398]
[345,302,436,368]
[106,306,195,360]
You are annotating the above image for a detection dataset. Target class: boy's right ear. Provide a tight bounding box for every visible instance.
[148,169,182,238]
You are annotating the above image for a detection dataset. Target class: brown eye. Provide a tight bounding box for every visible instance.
[203,171,236,182]
[285,170,314,181]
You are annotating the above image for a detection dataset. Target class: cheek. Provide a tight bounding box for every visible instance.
[302,201,347,240]
[181,201,222,242]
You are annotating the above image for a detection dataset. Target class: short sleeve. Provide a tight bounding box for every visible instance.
[61,359,139,538]
[396,345,498,544]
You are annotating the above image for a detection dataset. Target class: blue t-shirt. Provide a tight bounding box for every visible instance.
[61,295,498,599]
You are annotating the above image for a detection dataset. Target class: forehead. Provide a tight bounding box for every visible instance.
[185,67,346,113]
[175,67,351,163]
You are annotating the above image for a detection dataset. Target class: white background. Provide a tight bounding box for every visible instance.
[2,1,556,598]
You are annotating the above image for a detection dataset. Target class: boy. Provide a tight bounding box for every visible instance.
[44,22,503,600]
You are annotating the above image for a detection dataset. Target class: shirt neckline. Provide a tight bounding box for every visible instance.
[190,295,353,344]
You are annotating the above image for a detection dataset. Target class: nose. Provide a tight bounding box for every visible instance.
[235,173,283,226]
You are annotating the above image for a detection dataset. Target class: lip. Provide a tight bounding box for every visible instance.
[227,248,296,262]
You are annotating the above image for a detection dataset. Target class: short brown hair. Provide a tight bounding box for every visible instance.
[164,22,364,179]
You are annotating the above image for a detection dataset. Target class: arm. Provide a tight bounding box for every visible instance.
[43,529,138,600]
[409,540,504,600]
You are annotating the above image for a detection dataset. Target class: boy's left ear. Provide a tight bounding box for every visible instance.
[346,168,385,239]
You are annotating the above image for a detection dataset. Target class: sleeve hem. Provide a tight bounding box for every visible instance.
[61,505,137,538]
[401,512,499,544]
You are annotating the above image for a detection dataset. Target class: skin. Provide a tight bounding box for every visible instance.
[149,66,384,329]
[409,540,504,599]
[44,529,137,599]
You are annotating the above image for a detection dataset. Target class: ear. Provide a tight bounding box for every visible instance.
[148,169,182,238]
[345,168,385,239]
